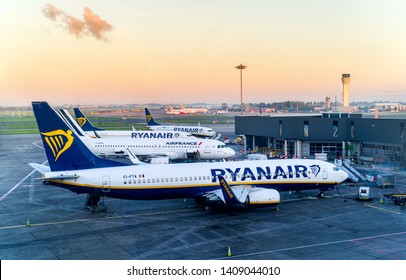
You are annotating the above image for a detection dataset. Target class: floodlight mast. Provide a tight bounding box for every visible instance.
[235,63,247,115]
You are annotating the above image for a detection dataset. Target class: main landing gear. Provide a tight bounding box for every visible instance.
[84,194,107,214]
[317,191,326,198]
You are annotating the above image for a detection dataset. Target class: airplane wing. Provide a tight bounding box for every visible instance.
[204,176,250,204]
[134,151,178,160]
[126,148,149,165]
[203,175,280,207]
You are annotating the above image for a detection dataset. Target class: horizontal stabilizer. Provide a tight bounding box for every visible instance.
[29,163,50,174]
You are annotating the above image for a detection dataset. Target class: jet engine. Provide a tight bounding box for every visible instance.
[244,188,280,207]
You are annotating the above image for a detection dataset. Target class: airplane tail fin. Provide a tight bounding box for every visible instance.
[145,108,160,126]
[32,101,126,172]
[73,108,103,131]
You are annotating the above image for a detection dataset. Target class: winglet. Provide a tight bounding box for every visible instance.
[218,175,240,205]
[126,148,148,165]
[145,108,160,126]
[73,108,103,131]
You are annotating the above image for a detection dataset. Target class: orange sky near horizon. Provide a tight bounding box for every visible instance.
[1,1,406,106]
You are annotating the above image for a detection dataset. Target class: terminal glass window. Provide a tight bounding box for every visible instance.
[304,121,309,138]
[333,121,338,138]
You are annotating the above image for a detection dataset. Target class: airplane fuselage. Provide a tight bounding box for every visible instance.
[43,159,348,200]
[147,125,216,138]
[82,136,234,160]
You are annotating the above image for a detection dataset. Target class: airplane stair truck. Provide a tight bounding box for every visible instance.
[336,159,366,183]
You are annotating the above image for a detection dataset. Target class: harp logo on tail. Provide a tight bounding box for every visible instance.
[146,114,152,123]
[41,129,74,161]
[76,117,87,127]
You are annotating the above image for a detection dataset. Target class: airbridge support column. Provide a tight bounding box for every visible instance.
[296,140,301,158]
[284,140,287,157]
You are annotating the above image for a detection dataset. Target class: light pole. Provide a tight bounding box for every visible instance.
[235,63,247,114]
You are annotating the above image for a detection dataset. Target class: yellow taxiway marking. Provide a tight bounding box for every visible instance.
[0,208,198,231]
[363,204,401,215]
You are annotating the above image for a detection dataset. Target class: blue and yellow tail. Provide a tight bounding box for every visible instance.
[144,108,160,126]
[73,107,103,131]
[32,101,126,171]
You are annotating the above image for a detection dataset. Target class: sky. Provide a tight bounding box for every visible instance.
[1,0,406,106]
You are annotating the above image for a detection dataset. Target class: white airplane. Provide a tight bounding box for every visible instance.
[145,108,216,138]
[164,106,185,115]
[73,107,196,140]
[30,101,348,212]
[58,107,235,162]
[164,105,208,115]
[180,104,208,114]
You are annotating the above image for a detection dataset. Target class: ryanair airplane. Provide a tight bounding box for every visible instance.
[145,108,216,138]
[30,102,348,212]
[57,107,234,162]
[74,107,196,139]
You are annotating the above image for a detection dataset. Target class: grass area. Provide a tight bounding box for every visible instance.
[0,116,39,134]
[0,112,234,135]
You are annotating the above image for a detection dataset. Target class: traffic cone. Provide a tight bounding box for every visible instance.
[227,246,232,257]
[380,196,383,204]
[26,219,31,227]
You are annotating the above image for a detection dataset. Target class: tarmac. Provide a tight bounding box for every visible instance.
[1,133,406,260]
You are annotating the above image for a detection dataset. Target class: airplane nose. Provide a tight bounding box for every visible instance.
[341,170,348,182]
[227,148,236,157]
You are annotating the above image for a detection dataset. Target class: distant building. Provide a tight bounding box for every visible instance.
[235,112,405,165]
[326,97,331,110]
[376,103,406,112]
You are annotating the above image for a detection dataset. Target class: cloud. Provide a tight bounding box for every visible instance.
[42,4,113,41]
[83,7,112,40]
[42,3,62,21]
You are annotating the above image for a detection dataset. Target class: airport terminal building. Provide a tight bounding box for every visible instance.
[235,112,405,165]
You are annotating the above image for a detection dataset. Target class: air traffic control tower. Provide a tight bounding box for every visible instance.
[341,74,351,110]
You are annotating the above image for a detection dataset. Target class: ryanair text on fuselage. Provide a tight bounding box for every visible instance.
[210,164,321,182]
[131,132,180,139]
[174,127,203,133]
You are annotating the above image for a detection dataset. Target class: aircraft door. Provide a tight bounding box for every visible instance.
[204,144,211,154]
[322,165,328,180]
[102,175,110,192]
